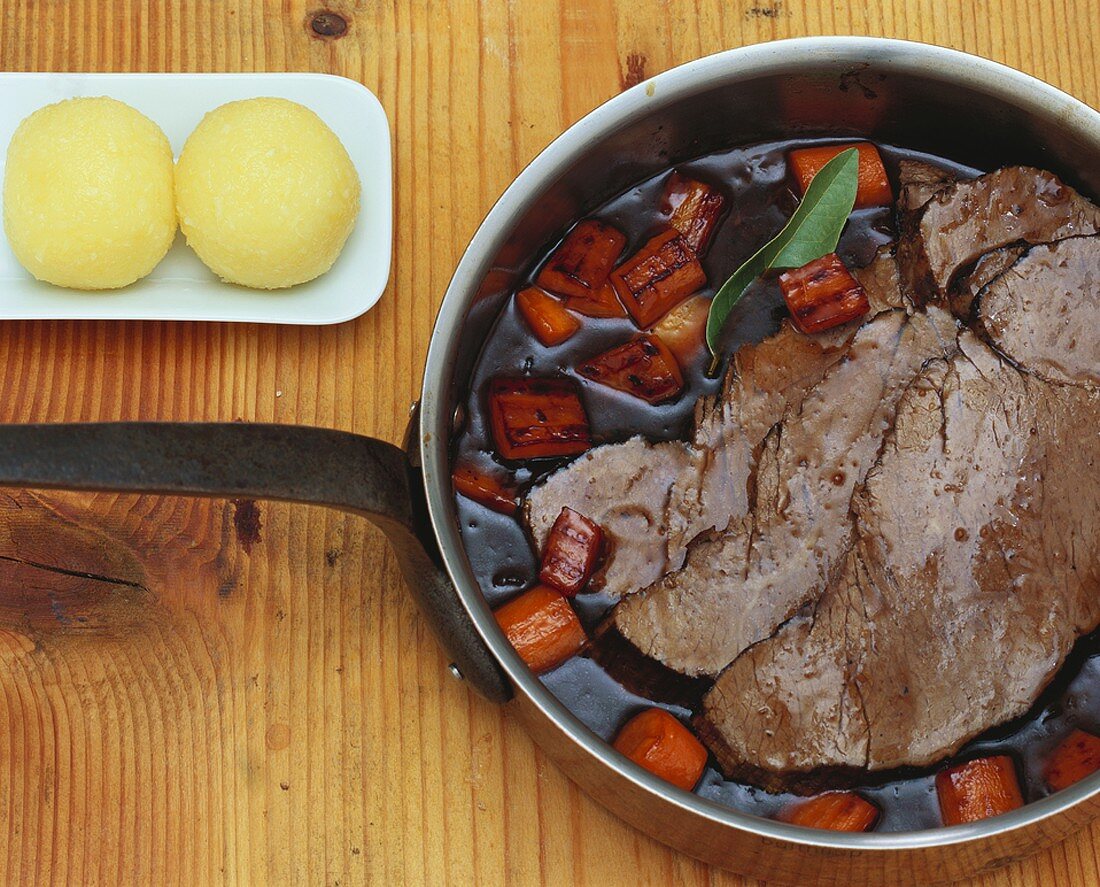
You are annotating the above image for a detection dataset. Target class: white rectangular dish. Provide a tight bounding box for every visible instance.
[0,72,392,324]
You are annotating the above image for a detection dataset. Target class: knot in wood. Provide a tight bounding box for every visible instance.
[309,11,348,38]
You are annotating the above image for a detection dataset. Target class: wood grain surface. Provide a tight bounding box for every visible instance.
[0,1,1098,884]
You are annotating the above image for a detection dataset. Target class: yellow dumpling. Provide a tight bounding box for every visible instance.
[3,97,177,290]
[175,97,360,289]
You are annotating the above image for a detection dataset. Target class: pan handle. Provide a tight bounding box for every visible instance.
[0,422,513,704]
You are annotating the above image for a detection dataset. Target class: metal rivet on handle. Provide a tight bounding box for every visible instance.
[447,663,464,681]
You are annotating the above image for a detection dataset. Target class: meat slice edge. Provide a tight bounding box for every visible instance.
[853,245,909,315]
[949,245,1025,321]
[897,159,954,214]
[975,235,1100,390]
[897,166,1100,305]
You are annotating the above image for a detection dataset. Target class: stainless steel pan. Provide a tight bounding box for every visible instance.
[3,37,1098,885]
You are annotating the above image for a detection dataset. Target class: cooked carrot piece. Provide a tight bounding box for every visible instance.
[452,461,518,515]
[611,229,707,329]
[778,253,870,335]
[488,377,591,461]
[539,506,604,596]
[612,708,708,792]
[936,756,1024,826]
[515,287,581,346]
[652,295,710,363]
[662,172,727,254]
[537,219,627,300]
[564,282,628,318]
[493,585,587,674]
[788,142,893,209]
[1045,729,1100,792]
[778,792,880,832]
[577,334,684,404]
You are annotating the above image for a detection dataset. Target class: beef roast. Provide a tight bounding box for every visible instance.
[975,235,1100,388]
[897,166,1100,305]
[609,307,958,677]
[525,322,852,598]
[525,253,907,600]
[700,332,1100,787]
[702,233,1100,788]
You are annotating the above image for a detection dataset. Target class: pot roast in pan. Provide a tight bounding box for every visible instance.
[451,139,1100,829]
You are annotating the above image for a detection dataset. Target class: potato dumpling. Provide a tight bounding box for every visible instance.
[3,97,177,290]
[175,97,360,289]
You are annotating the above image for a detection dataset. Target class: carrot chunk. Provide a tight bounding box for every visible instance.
[493,585,587,674]
[452,461,518,515]
[515,287,581,346]
[577,334,684,404]
[652,295,710,363]
[537,219,627,300]
[662,172,726,254]
[936,756,1024,826]
[488,377,591,461]
[778,253,870,335]
[1045,729,1100,792]
[612,708,708,792]
[611,229,707,329]
[564,282,628,318]
[788,142,893,209]
[539,506,604,596]
[778,792,880,832]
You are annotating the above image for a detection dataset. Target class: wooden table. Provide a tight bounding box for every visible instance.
[0,1,1098,884]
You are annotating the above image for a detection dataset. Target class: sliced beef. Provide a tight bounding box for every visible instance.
[852,246,908,314]
[975,235,1100,389]
[897,166,1100,305]
[525,322,852,597]
[525,252,910,599]
[700,333,1100,788]
[667,321,854,559]
[895,161,954,311]
[896,159,953,213]
[949,245,1025,320]
[525,436,691,597]
[609,307,959,677]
